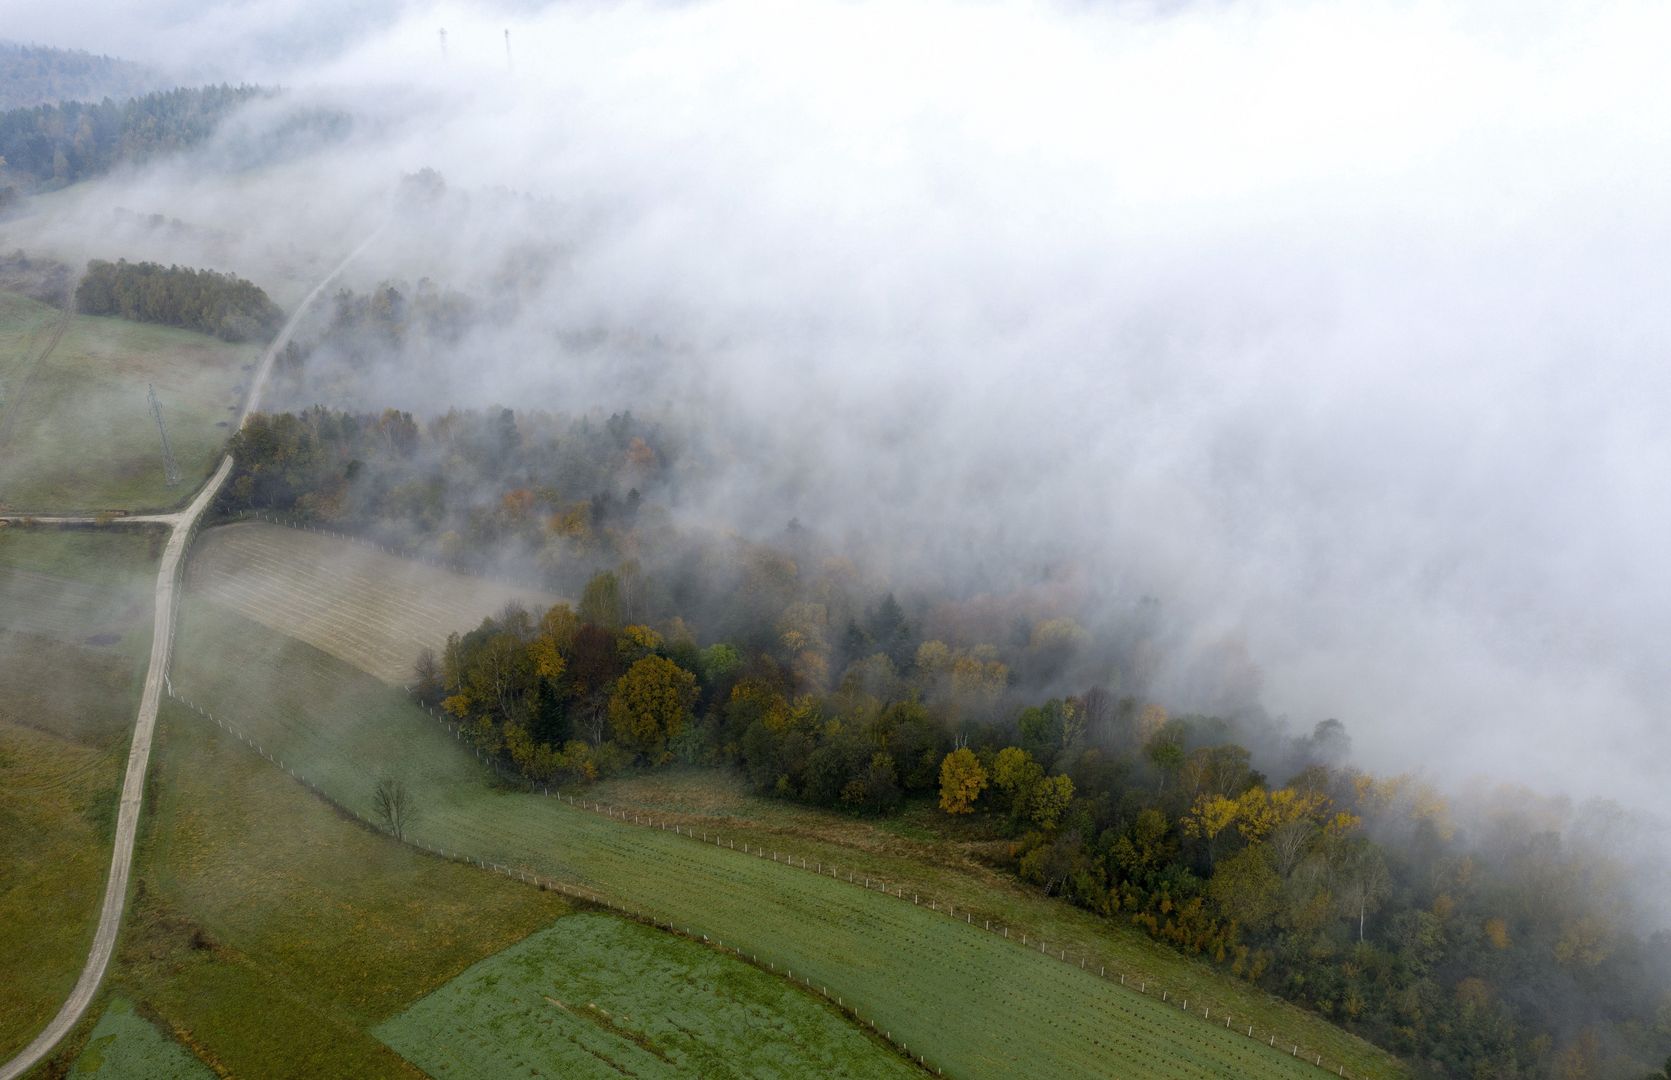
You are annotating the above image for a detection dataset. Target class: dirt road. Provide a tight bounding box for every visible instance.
[0,231,379,1080]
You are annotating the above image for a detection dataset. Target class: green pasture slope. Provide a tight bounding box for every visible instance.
[171,597,1403,1080]
[589,768,1391,1065]
[67,998,213,1080]
[0,527,157,1061]
[375,913,921,1079]
[64,690,916,1078]
[0,290,259,512]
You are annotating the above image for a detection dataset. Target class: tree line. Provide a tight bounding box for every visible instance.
[76,259,283,342]
[218,402,673,599]
[427,586,1671,1078]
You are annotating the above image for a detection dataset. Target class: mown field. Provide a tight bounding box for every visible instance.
[0,290,259,512]
[375,913,921,1079]
[66,998,212,1080]
[171,593,1398,1080]
[0,528,158,1062]
[189,522,559,682]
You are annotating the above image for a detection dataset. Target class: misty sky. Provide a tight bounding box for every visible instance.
[7,0,1669,817]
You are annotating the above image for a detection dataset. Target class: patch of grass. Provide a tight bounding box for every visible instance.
[0,526,164,593]
[0,529,156,1061]
[0,530,161,743]
[0,293,260,512]
[173,598,1396,1080]
[67,997,212,1079]
[375,912,921,1079]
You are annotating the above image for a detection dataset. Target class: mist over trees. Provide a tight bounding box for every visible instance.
[0,84,268,193]
[220,306,1671,1074]
[0,42,165,110]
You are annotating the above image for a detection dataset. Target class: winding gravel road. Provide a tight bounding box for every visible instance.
[0,232,379,1080]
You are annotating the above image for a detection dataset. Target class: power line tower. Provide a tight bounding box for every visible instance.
[147,384,181,487]
[504,28,513,72]
[439,27,448,61]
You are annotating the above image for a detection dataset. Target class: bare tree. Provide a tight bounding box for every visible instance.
[413,647,441,703]
[1334,840,1390,942]
[1078,685,1115,744]
[1270,818,1318,880]
[373,776,419,841]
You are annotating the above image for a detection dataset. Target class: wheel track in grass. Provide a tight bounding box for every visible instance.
[0,278,74,454]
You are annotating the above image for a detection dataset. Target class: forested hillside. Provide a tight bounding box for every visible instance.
[0,84,267,195]
[0,42,163,110]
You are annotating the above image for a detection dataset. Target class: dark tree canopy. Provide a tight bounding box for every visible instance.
[76,259,283,341]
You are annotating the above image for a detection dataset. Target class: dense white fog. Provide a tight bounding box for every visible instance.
[8,0,1669,813]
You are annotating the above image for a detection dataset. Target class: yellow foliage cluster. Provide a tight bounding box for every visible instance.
[617,623,664,662]
[938,748,988,814]
[1183,785,1334,844]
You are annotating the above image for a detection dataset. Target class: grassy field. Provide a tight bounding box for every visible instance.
[67,998,213,1080]
[0,290,260,513]
[171,595,1401,1080]
[587,769,1404,1063]
[189,522,558,683]
[40,690,923,1079]
[0,528,158,1062]
[375,913,921,1079]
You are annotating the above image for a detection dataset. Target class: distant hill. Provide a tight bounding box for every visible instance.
[0,42,166,110]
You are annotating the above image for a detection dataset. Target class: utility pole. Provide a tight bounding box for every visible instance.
[147,384,181,487]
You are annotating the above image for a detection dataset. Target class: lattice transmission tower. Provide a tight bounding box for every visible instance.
[147,383,181,487]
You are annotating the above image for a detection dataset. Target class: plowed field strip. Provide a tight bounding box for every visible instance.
[190,523,558,683]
